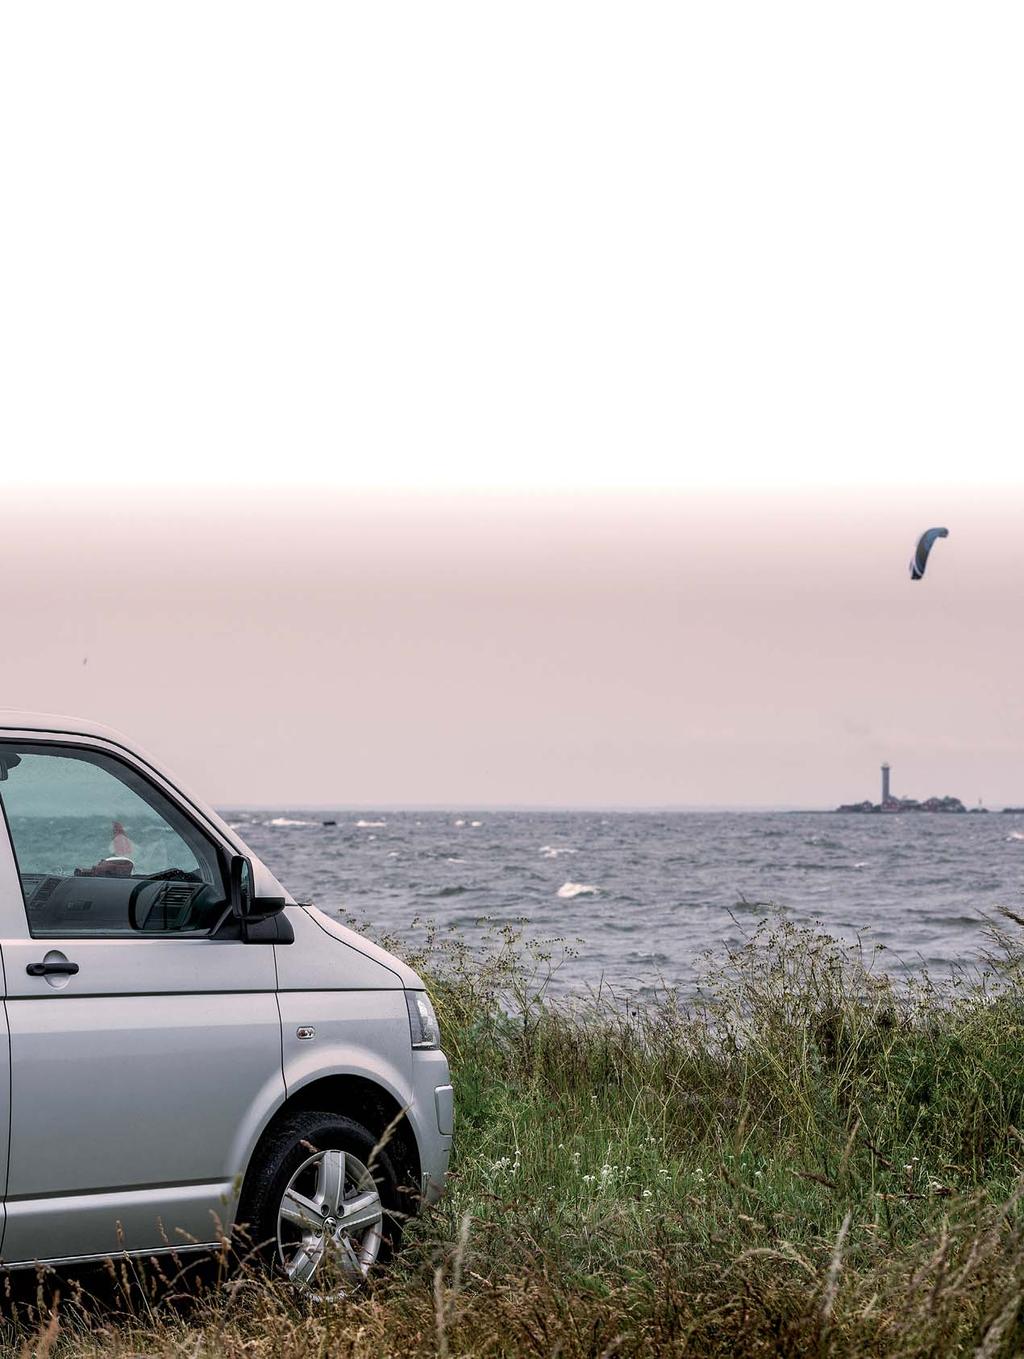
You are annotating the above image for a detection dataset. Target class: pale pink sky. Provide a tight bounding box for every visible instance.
[2,486,1021,809]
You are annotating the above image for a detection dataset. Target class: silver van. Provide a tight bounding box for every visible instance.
[0,712,452,1294]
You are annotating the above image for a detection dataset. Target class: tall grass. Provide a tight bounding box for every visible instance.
[8,915,1024,1357]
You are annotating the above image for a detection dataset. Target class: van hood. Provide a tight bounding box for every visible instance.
[300,904,425,989]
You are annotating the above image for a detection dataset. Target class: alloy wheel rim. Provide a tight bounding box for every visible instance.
[276,1147,383,1295]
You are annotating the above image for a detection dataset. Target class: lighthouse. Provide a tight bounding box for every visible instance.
[881,762,891,805]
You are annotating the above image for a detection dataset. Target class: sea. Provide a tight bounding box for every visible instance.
[224,810,1024,997]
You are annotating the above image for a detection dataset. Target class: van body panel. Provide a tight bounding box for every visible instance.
[275,907,404,991]
[279,990,412,1102]
[0,985,283,1263]
[298,905,424,990]
[1,1183,233,1266]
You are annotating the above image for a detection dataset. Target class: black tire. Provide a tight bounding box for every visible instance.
[236,1110,404,1289]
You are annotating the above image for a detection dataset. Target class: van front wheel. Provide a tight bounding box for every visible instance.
[238,1111,403,1297]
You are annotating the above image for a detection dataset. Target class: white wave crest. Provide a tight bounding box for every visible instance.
[355,819,387,828]
[267,817,316,828]
[1007,831,1024,841]
[540,845,577,858]
[557,882,598,899]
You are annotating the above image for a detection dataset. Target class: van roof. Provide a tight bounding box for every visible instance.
[0,711,131,744]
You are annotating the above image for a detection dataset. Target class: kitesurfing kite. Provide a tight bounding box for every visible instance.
[910,526,948,581]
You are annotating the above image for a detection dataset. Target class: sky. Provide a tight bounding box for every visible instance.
[2,5,1023,806]
[2,486,1023,809]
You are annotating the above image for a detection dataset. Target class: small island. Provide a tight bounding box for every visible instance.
[836,762,971,814]
[837,794,968,814]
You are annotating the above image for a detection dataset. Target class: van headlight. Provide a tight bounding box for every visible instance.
[405,990,441,1049]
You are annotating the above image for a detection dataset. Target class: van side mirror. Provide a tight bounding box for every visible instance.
[229,855,254,918]
[228,854,290,941]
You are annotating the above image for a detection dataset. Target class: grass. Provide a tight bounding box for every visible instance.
[7,914,1024,1357]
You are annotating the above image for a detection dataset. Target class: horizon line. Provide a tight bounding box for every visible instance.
[215,800,1024,814]
[217,802,838,814]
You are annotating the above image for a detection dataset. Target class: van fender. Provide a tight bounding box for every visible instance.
[224,1065,294,1224]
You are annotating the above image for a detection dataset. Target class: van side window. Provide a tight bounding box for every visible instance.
[0,742,228,937]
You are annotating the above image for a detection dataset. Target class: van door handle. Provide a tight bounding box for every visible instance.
[26,960,80,977]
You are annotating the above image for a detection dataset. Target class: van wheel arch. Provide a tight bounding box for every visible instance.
[242,1075,422,1216]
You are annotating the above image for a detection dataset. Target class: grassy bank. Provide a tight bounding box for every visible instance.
[8,916,1024,1357]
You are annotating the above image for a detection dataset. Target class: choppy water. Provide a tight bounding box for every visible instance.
[225,810,1024,995]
